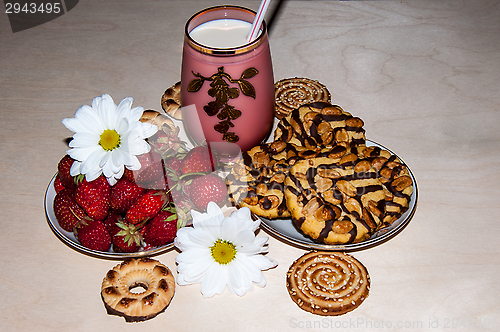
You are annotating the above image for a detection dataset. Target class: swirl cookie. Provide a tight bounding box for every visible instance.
[275,78,331,119]
[161,81,182,120]
[284,145,412,244]
[274,102,366,150]
[287,251,370,316]
[101,258,175,322]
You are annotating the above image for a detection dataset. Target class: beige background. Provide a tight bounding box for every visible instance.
[1,0,499,331]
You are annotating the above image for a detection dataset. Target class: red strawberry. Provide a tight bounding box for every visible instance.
[54,175,66,193]
[112,221,142,253]
[188,173,228,211]
[165,155,182,177]
[103,210,122,237]
[130,151,165,187]
[148,126,188,158]
[57,155,76,190]
[125,190,168,225]
[110,178,146,214]
[74,218,112,251]
[123,168,136,183]
[143,208,178,247]
[180,146,217,175]
[148,171,169,191]
[53,188,86,232]
[75,175,111,221]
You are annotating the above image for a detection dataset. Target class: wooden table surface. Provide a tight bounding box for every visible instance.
[1,1,499,331]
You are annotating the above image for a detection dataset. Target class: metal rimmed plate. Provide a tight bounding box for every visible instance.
[259,140,418,251]
[44,174,175,259]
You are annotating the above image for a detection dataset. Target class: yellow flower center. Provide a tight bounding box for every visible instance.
[99,129,121,151]
[210,239,236,265]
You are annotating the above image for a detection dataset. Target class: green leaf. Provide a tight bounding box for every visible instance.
[177,218,187,229]
[166,214,177,222]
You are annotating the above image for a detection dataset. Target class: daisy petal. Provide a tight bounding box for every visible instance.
[139,122,158,139]
[98,94,118,129]
[175,228,207,251]
[129,106,144,123]
[176,248,211,266]
[69,160,82,176]
[69,132,99,148]
[67,146,100,163]
[80,148,107,176]
[188,228,217,246]
[116,117,129,135]
[247,254,278,271]
[62,117,88,134]
[116,97,133,120]
[235,253,266,283]
[181,258,213,282]
[91,95,103,110]
[125,156,141,170]
[220,217,240,241]
[237,236,269,254]
[232,229,256,248]
[200,264,225,298]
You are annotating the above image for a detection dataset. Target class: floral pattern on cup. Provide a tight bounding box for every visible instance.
[187,66,259,143]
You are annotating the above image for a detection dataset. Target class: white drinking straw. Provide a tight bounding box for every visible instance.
[247,0,272,42]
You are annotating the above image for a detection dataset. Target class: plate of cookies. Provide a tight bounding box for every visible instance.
[225,78,417,251]
[259,138,417,251]
[164,77,418,251]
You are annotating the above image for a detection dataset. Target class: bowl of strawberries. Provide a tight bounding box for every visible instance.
[46,105,230,259]
[46,143,230,259]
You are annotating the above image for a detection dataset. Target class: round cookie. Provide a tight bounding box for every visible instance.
[226,143,356,219]
[284,145,412,244]
[357,145,413,226]
[287,251,370,316]
[275,77,331,119]
[274,102,366,150]
[101,258,175,322]
[161,81,182,120]
[226,142,292,219]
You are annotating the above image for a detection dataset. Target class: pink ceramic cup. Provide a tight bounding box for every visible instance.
[181,5,275,160]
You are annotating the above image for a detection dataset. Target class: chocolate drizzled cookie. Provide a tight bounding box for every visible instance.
[284,146,412,244]
[226,83,413,245]
[226,142,292,219]
[274,102,366,150]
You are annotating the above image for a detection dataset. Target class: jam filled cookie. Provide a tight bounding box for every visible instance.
[287,251,370,316]
[275,77,331,119]
[274,102,366,150]
[101,258,175,322]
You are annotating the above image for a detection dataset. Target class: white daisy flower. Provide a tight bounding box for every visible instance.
[174,202,278,298]
[62,94,158,185]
